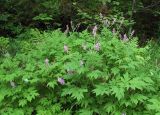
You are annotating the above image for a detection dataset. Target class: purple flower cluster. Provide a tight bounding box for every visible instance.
[57,78,65,85]
[119,34,129,42]
[123,34,128,41]
[94,42,100,51]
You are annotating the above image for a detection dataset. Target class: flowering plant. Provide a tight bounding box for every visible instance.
[0,28,159,115]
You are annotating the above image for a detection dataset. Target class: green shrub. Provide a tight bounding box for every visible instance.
[0,28,159,114]
[0,37,9,56]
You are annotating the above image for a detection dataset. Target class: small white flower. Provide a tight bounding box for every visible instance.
[10,81,16,88]
[121,112,126,115]
[57,78,65,85]
[130,30,135,37]
[100,13,103,19]
[80,60,84,66]
[64,45,69,53]
[92,25,98,37]
[45,58,49,66]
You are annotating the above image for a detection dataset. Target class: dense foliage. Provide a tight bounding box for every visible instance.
[0,0,160,115]
[0,28,160,114]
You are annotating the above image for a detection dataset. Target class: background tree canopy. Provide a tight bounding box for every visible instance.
[0,0,160,42]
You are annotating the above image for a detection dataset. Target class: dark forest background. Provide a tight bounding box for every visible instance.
[0,0,160,42]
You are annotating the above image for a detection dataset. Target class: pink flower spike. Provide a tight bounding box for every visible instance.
[94,42,100,51]
[112,18,116,25]
[64,25,69,34]
[57,78,65,85]
[64,45,69,53]
[103,19,110,27]
[112,28,116,34]
[45,58,49,66]
[100,13,103,19]
[123,34,129,42]
[92,25,98,37]
[119,34,122,39]
[130,30,135,37]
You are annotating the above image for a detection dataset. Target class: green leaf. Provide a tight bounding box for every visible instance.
[33,13,52,21]
[104,103,116,113]
[129,77,148,90]
[19,99,27,107]
[23,88,39,102]
[111,67,120,75]
[130,94,148,105]
[47,81,57,89]
[93,83,110,96]
[147,98,160,112]
[111,86,125,100]
[62,87,88,101]
[87,70,102,79]
[79,109,93,115]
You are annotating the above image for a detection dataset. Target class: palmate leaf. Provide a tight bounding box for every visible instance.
[33,13,53,21]
[104,103,116,114]
[111,86,125,100]
[121,99,132,107]
[130,93,148,105]
[93,83,110,96]
[47,81,57,89]
[39,98,52,106]
[0,88,8,102]
[129,77,148,90]
[71,90,87,101]
[12,109,24,115]
[87,70,102,79]
[1,108,25,115]
[18,99,27,107]
[23,88,39,102]
[77,97,93,108]
[58,110,71,115]
[111,67,120,75]
[85,51,103,68]
[50,103,61,113]
[156,113,160,115]
[62,86,88,101]
[147,98,160,112]
[78,109,93,115]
